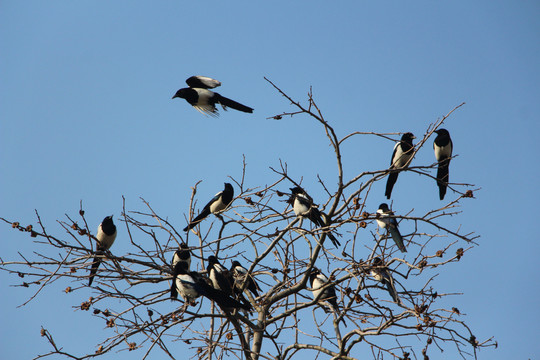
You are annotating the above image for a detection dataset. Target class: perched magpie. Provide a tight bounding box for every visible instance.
[230,260,261,298]
[207,256,234,296]
[309,267,340,314]
[288,187,340,247]
[385,132,416,199]
[376,203,406,253]
[88,216,117,286]
[174,265,251,312]
[172,75,254,116]
[370,257,401,305]
[183,183,234,232]
[433,129,453,200]
[170,243,191,300]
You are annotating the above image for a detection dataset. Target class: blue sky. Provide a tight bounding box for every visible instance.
[1,1,539,359]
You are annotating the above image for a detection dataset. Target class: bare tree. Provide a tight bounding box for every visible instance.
[0,81,495,360]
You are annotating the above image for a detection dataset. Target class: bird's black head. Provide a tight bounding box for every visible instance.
[401,132,416,142]
[207,255,219,265]
[224,183,233,192]
[435,128,450,137]
[289,186,305,195]
[172,88,188,99]
[231,260,241,268]
[180,242,189,249]
[372,257,383,266]
[309,267,321,279]
[378,203,390,211]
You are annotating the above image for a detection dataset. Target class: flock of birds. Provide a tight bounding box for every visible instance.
[88,75,454,317]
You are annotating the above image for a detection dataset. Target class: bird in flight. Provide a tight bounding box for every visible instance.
[172,75,254,116]
[385,132,416,199]
[88,215,117,286]
[183,183,234,232]
[433,128,453,200]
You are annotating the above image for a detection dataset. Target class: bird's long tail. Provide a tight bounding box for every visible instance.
[88,253,102,286]
[183,208,211,232]
[436,158,450,200]
[385,171,399,199]
[170,275,178,299]
[388,225,406,253]
[206,286,252,312]
[385,278,402,305]
[215,94,254,113]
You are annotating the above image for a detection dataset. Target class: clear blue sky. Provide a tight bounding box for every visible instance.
[1,1,538,359]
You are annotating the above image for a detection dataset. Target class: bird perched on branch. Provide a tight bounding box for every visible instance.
[230,260,261,298]
[183,183,234,232]
[174,264,251,312]
[288,186,340,247]
[385,132,416,199]
[170,243,191,300]
[172,75,253,116]
[370,257,401,305]
[376,203,406,253]
[88,215,117,286]
[433,128,453,200]
[309,267,340,314]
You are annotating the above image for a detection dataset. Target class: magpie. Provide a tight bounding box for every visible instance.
[170,243,191,300]
[370,257,401,305]
[230,260,261,298]
[288,187,340,247]
[309,267,340,314]
[207,256,234,296]
[183,183,234,232]
[433,129,453,200]
[385,132,416,199]
[376,203,406,253]
[172,75,254,116]
[174,265,251,312]
[88,215,117,286]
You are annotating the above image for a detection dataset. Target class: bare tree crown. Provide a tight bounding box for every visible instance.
[1,81,495,360]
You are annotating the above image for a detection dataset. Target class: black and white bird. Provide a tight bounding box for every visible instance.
[370,257,401,305]
[288,187,340,247]
[174,264,251,312]
[172,75,254,117]
[170,243,191,300]
[88,215,117,286]
[385,132,416,199]
[309,267,340,314]
[230,260,261,298]
[207,256,234,296]
[433,128,453,200]
[376,203,406,253]
[183,183,234,232]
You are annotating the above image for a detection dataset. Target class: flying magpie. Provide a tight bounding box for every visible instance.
[172,75,254,116]
[170,243,191,300]
[174,265,251,312]
[183,183,234,232]
[433,129,453,200]
[309,267,340,314]
[370,257,401,305]
[288,187,340,247]
[376,203,406,253]
[88,215,117,286]
[230,260,261,298]
[385,132,416,199]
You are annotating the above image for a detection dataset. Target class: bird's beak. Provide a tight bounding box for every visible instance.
[172,95,177,99]
[111,214,114,218]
